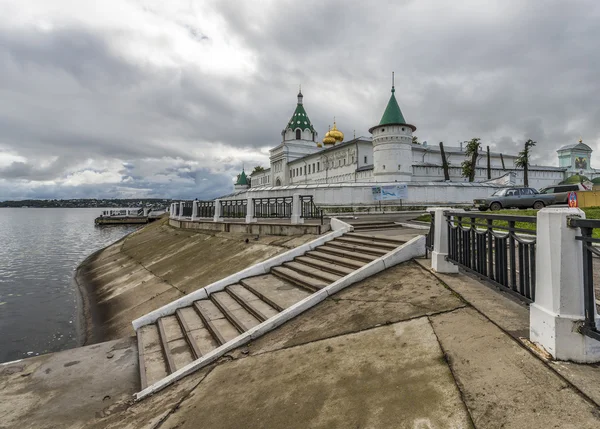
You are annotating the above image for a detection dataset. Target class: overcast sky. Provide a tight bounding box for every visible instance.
[1,0,599,200]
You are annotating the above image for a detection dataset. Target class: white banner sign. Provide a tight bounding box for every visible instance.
[371,184,408,201]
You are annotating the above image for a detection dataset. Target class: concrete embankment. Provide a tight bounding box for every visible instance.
[76,217,316,343]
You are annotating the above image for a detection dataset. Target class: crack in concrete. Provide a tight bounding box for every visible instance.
[426,315,477,428]
[152,365,216,429]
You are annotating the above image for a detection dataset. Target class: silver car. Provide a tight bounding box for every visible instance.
[539,184,587,204]
[474,187,556,211]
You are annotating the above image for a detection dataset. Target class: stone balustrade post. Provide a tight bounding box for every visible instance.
[169,203,173,218]
[213,199,223,222]
[178,202,184,220]
[191,200,198,221]
[430,207,458,273]
[530,207,600,362]
[245,197,257,223]
[291,193,304,225]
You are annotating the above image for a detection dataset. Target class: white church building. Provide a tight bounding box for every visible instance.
[228,82,598,206]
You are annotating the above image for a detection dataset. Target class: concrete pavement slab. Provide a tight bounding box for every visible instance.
[159,317,473,429]
[431,307,600,428]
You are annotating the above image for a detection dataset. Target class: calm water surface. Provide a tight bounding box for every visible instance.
[0,208,139,363]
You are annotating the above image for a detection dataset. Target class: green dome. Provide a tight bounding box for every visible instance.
[285,91,315,133]
[560,174,589,185]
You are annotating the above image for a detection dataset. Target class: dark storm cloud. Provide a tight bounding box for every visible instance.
[2,0,600,200]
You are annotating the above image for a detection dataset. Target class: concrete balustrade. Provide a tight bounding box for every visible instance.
[213,199,223,222]
[430,207,459,274]
[291,193,304,225]
[530,207,600,362]
[428,206,600,362]
[191,200,198,221]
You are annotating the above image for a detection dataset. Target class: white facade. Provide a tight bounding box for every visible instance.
[241,86,591,202]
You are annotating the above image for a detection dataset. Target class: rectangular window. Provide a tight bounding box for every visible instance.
[312,163,315,173]
[317,162,320,171]
[364,156,367,163]
[304,166,306,175]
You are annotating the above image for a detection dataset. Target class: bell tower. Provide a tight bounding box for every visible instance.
[369,73,416,182]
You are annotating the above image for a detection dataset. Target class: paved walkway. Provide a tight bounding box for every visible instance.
[3,252,600,428]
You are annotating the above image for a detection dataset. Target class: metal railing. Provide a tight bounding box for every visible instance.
[221,199,247,218]
[568,217,600,341]
[445,211,537,302]
[300,195,323,224]
[174,204,180,217]
[253,197,293,218]
[181,201,193,217]
[198,200,215,218]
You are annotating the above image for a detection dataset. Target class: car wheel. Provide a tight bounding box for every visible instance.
[533,201,545,210]
[490,202,501,211]
[478,207,488,212]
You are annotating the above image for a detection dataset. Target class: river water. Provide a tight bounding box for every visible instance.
[0,208,139,363]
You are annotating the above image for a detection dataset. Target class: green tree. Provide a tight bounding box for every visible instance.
[412,136,420,144]
[461,138,481,182]
[251,165,265,175]
[515,139,536,187]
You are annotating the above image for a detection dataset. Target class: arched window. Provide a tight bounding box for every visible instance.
[296,129,301,140]
[276,178,281,186]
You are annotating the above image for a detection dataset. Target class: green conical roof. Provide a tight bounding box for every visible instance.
[369,86,416,133]
[379,87,406,125]
[235,170,248,186]
[284,91,315,133]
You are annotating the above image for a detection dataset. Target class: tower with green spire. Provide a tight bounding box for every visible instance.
[234,168,249,190]
[369,73,416,182]
[281,88,318,144]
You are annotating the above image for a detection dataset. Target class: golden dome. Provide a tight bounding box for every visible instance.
[317,142,323,148]
[322,125,335,145]
[329,120,344,142]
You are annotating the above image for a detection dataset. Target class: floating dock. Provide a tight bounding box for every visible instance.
[94,208,165,225]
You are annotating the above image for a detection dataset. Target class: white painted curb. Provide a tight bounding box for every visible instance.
[132,218,353,330]
[134,233,425,401]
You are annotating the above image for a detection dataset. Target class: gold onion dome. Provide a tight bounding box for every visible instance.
[322,125,336,145]
[329,120,344,142]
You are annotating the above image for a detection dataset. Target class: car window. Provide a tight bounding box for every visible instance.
[541,188,553,194]
[506,189,517,196]
[521,188,534,195]
[529,188,539,194]
[492,189,506,196]
[568,185,578,191]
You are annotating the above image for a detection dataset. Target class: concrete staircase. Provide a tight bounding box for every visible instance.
[136,232,405,390]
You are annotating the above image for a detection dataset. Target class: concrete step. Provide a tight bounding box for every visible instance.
[271,266,329,292]
[193,300,240,346]
[326,240,389,257]
[226,284,280,322]
[137,324,168,390]
[283,261,342,283]
[157,315,194,373]
[294,255,355,277]
[316,245,379,263]
[305,250,367,269]
[351,222,397,230]
[240,274,312,311]
[335,235,399,250]
[175,306,219,357]
[345,232,405,245]
[210,291,261,333]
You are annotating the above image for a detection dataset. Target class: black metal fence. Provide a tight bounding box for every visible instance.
[174,204,180,217]
[445,211,537,302]
[198,201,215,218]
[221,199,247,218]
[300,195,323,224]
[253,197,293,218]
[182,201,193,217]
[568,217,600,341]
